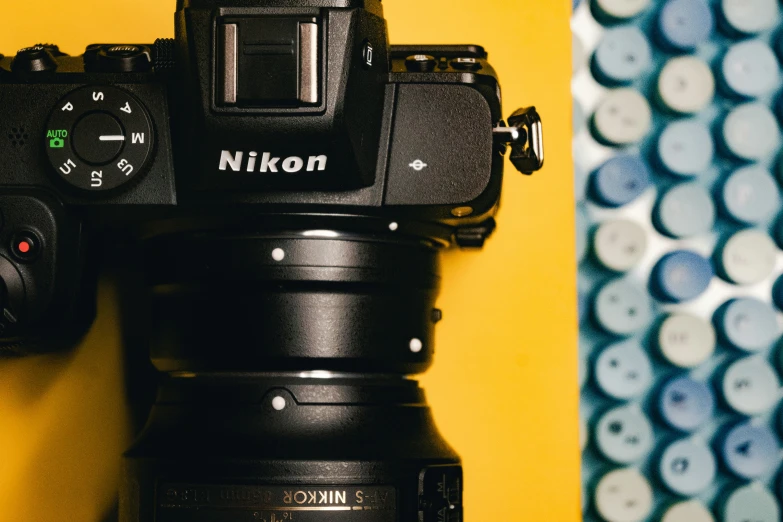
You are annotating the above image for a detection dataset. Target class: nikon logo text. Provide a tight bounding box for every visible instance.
[219,151,328,173]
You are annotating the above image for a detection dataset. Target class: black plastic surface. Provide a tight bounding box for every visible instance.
[385,84,493,206]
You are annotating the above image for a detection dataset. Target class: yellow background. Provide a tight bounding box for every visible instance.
[0,1,577,520]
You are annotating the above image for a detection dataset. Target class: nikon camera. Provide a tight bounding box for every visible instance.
[0,0,543,520]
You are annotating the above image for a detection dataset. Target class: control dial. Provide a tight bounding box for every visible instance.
[45,86,154,192]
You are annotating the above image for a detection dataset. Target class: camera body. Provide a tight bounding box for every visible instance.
[0,0,541,355]
[0,1,543,520]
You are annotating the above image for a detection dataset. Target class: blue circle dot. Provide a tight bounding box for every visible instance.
[595,339,654,399]
[651,250,713,302]
[594,278,653,335]
[717,298,779,352]
[655,183,715,238]
[721,166,780,224]
[658,0,714,50]
[595,405,655,463]
[658,119,714,177]
[721,40,780,99]
[721,422,779,480]
[659,376,715,432]
[591,155,651,207]
[594,27,652,84]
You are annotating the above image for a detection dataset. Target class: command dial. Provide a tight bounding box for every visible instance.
[45,85,154,192]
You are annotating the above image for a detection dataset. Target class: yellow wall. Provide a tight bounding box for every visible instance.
[0,1,577,520]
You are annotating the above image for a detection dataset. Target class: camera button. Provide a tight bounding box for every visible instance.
[72,112,125,165]
[450,57,482,71]
[361,39,374,69]
[405,54,437,72]
[11,45,57,73]
[10,231,41,263]
[95,45,152,72]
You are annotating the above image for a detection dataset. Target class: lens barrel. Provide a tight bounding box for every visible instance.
[121,224,462,521]
[122,373,462,522]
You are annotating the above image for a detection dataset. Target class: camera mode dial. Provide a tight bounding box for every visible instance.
[45,86,154,192]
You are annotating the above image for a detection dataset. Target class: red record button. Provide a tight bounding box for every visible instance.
[11,231,40,261]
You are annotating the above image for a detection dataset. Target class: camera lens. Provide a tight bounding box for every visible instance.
[122,223,462,521]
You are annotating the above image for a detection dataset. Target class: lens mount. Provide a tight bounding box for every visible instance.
[143,227,442,374]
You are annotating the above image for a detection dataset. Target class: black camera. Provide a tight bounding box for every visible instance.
[0,0,542,520]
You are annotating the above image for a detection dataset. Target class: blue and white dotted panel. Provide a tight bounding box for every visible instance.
[573,0,783,521]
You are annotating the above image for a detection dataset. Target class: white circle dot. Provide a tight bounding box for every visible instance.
[658,314,716,368]
[593,88,652,146]
[272,248,285,262]
[595,468,653,522]
[658,56,715,114]
[272,396,286,411]
[721,229,777,285]
[409,338,423,353]
[389,222,399,231]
